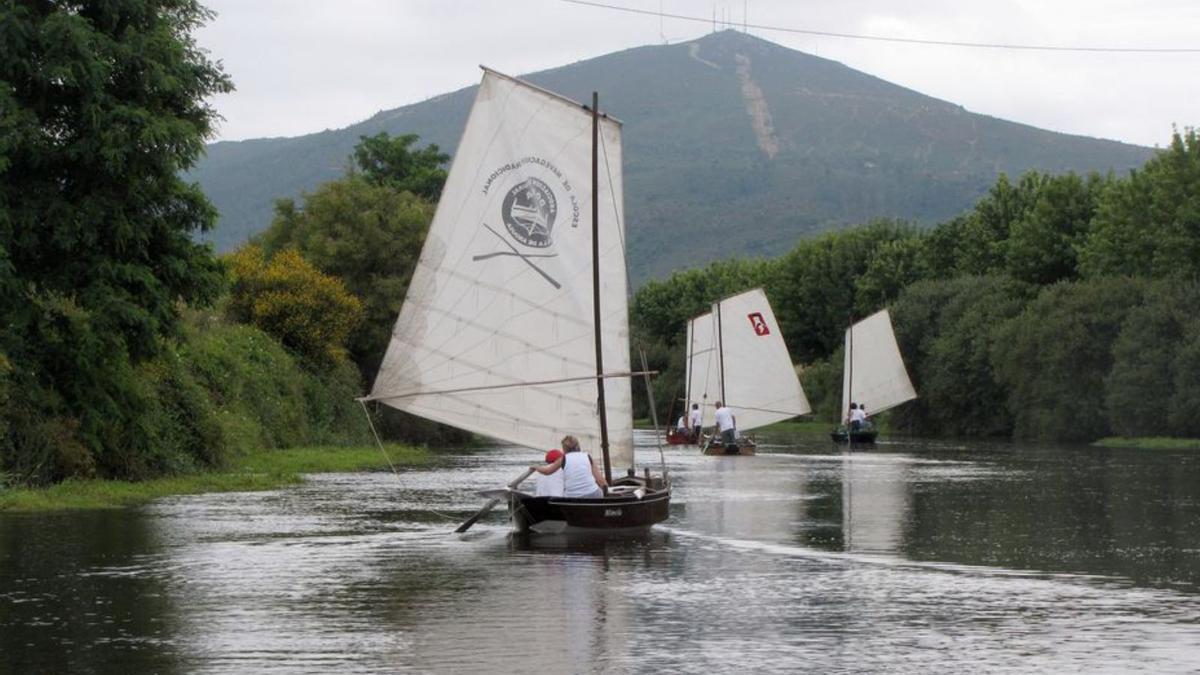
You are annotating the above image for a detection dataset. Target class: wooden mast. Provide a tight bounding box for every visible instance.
[846,313,854,440]
[716,300,727,404]
[590,91,612,483]
[684,317,694,419]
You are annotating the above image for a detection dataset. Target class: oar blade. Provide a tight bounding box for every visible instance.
[455,498,501,533]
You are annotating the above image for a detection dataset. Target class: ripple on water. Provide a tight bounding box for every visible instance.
[3,435,1200,673]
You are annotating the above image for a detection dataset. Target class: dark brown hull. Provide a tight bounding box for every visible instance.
[702,435,756,456]
[830,428,878,444]
[508,484,671,533]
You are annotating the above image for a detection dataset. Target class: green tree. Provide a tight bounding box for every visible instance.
[891,276,1030,437]
[259,179,433,380]
[856,233,928,310]
[773,220,916,362]
[991,278,1144,441]
[1168,318,1200,437]
[1004,173,1107,285]
[351,132,449,200]
[1080,129,1200,279]
[0,1,230,480]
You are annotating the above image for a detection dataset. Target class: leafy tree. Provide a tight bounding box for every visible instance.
[0,1,230,480]
[226,246,364,369]
[259,179,433,381]
[1080,129,1200,279]
[965,173,1043,272]
[1004,173,1107,285]
[891,276,1030,437]
[351,132,449,200]
[1168,318,1200,437]
[773,220,916,361]
[1104,283,1190,437]
[991,278,1144,441]
[856,233,928,310]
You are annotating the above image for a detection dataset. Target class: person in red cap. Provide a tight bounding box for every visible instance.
[534,448,565,497]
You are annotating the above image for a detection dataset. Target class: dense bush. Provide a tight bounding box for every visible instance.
[891,276,1031,437]
[0,309,371,485]
[181,311,369,453]
[797,358,841,423]
[991,278,1146,441]
[226,245,364,369]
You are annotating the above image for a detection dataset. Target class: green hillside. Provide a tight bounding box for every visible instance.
[190,30,1151,283]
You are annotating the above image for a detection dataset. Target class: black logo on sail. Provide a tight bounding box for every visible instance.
[502,178,557,248]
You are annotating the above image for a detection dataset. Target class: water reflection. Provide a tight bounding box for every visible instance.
[2,437,1200,672]
[841,452,910,554]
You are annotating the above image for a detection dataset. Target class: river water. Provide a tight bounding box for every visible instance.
[3,430,1199,674]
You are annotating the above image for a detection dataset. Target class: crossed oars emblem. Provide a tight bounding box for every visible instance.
[473,223,561,289]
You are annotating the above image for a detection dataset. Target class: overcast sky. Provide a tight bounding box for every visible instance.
[194,0,1198,148]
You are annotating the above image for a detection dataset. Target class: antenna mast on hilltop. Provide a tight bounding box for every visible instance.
[660,0,665,43]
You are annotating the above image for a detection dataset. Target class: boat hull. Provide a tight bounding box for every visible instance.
[830,429,878,444]
[507,484,671,533]
[702,436,756,456]
[665,429,693,445]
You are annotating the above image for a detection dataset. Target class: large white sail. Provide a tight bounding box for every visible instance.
[685,312,719,427]
[368,69,633,471]
[841,309,916,420]
[713,288,811,430]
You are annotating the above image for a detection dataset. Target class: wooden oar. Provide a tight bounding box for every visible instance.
[454,467,536,533]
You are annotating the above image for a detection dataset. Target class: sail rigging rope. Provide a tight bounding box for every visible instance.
[357,400,476,526]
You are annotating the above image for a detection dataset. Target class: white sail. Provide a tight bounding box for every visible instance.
[841,309,916,420]
[369,69,634,471]
[713,288,811,430]
[684,312,719,427]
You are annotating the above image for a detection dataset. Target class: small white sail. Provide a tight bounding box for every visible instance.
[685,312,719,427]
[712,288,811,430]
[841,309,916,421]
[368,69,633,471]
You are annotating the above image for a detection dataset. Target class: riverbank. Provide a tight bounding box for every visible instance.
[0,444,430,513]
[1093,437,1200,450]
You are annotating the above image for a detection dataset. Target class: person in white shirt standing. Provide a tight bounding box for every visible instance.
[534,449,564,497]
[847,402,868,431]
[713,401,736,449]
[688,403,703,444]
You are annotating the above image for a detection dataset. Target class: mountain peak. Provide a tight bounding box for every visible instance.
[191,32,1151,282]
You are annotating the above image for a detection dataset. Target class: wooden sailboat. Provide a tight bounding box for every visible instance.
[364,69,669,533]
[831,309,917,444]
[683,288,811,455]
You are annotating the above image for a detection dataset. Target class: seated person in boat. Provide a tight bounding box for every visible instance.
[714,401,737,448]
[530,435,607,498]
[848,402,867,431]
[688,403,702,443]
[675,415,688,434]
[534,449,565,497]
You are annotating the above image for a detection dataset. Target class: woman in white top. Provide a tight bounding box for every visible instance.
[531,435,607,498]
